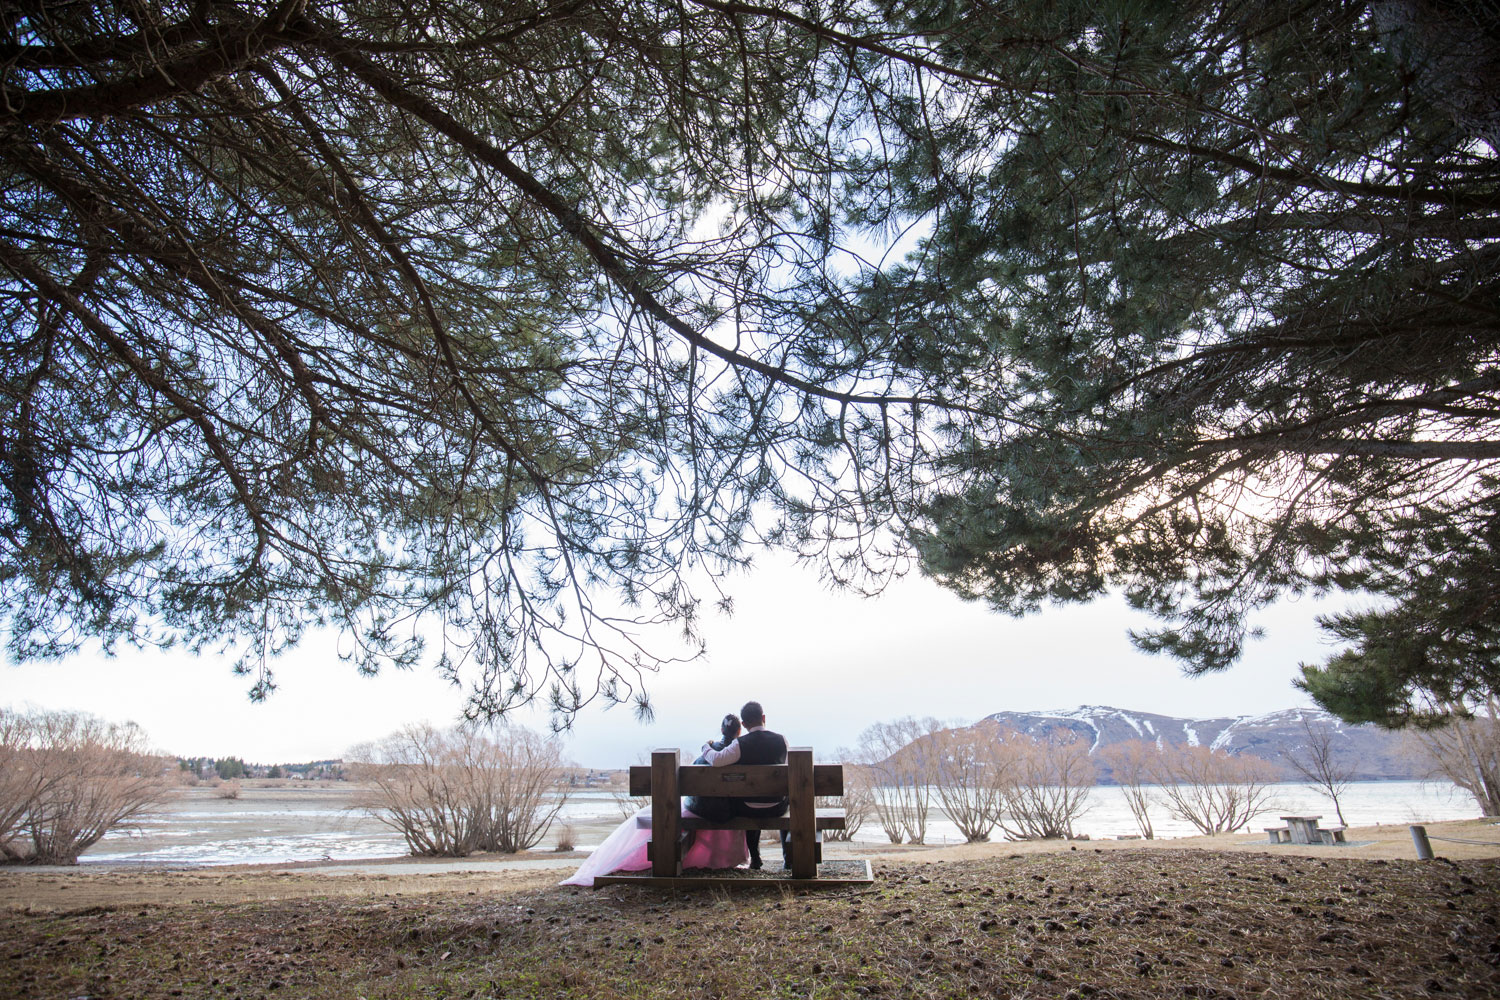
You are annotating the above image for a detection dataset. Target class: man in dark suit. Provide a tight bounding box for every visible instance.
[698,700,789,869]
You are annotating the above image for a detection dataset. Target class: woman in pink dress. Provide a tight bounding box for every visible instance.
[561,715,749,886]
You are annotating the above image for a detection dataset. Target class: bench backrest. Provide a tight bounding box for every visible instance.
[629,755,844,797]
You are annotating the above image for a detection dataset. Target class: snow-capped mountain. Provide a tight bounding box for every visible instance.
[977,706,1422,780]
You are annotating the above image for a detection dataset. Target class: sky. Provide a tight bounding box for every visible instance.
[1,553,1348,770]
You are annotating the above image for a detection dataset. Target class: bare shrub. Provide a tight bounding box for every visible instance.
[1098,738,1159,839]
[1411,699,1500,816]
[819,747,873,842]
[611,788,650,818]
[218,782,242,800]
[929,723,1011,843]
[0,710,46,857]
[1283,716,1356,826]
[611,751,652,818]
[553,824,576,852]
[1151,744,1278,835]
[1,708,171,864]
[995,729,1096,840]
[856,717,939,844]
[472,725,570,853]
[348,723,569,856]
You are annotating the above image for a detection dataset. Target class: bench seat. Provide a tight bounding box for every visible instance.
[635,808,846,831]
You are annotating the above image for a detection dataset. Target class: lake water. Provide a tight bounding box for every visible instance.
[85,787,410,866]
[84,779,1481,866]
[554,779,1483,845]
[912,779,1480,844]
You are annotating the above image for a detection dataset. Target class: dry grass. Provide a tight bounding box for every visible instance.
[4,849,1498,999]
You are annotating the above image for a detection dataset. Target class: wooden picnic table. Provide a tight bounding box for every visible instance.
[1267,815,1346,845]
[1282,815,1324,845]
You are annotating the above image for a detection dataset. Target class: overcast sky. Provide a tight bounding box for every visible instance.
[2,553,1344,769]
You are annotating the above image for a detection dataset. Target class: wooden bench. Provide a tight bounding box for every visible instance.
[1317,826,1347,845]
[1265,825,1291,844]
[626,747,844,879]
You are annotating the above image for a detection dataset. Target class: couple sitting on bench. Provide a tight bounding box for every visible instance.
[560,701,791,887]
[689,702,793,870]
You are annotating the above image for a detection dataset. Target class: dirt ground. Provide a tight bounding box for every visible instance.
[3,817,1495,912]
[4,844,1497,1000]
[864,817,1500,865]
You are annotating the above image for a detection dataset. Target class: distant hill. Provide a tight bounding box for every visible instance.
[974,706,1427,782]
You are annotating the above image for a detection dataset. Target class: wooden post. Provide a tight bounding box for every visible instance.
[787,747,816,879]
[650,749,681,877]
[1410,824,1435,861]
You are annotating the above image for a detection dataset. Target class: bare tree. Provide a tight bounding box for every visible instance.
[1411,699,1500,816]
[348,724,477,856]
[995,730,1096,841]
[471,725,570,853]
[1152,744,1279,835]
[818,747,871,842]
[349,722,568,856]
[1283,716,1355,827]
[610,750,654,819]
[928,723,1011,843]
[856,718,939,844]
[0,710,43,858]
[1,709,170,864]
[1098,738,1159,840]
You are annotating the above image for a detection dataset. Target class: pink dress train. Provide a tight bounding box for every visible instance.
[560,807,748,887]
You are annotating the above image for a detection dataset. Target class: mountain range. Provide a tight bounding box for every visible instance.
[974,706,1428,782]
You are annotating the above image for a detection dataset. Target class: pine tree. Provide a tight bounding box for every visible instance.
[880,1,1500,682]
[4,2,1496,722]
[1,1,893,721]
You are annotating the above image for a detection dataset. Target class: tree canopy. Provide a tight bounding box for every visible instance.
[885,0,1500,723]
[3,1,1496,724]
[1295,490,1500,726]
[897,0,1500,668]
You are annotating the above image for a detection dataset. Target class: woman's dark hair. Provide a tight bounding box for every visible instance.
[720,714,742,742]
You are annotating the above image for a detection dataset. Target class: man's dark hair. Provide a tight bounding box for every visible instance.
[740,701,764,727]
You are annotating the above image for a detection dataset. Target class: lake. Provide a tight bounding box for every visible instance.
[83,778,1481,866]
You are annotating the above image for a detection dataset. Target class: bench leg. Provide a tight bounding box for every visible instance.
[788,749,817,878]
[650,749,682,877]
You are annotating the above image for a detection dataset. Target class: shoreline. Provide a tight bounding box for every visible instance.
[74,777,1482,868]
[4,817,1496,913]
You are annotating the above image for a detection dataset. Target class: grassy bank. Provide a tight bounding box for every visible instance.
[4,849,1497,999]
